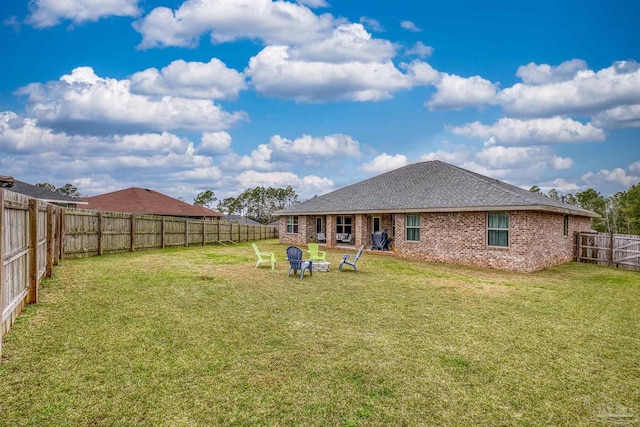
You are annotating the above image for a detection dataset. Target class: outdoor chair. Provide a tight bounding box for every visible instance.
[286,246,313,279]
[339,245,365,272]
[252,243,276,270]
[307,242,326,261]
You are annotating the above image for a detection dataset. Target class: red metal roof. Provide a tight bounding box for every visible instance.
[78,187,223,217]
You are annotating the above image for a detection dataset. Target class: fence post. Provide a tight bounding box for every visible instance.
[202,219,206,246]
[28,199,38,304]
[609,232,614,267]
[46,205,53,277]
[130,214,135,252]
[60,209,66,259]
[161,217,166,249]
[52,208,59,266]
[97,211,104,256]
[185,217,189,247]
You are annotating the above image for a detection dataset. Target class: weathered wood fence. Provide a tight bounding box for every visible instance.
[575,232,640,271]
[62,208,276,258]
[1,189,276,357]
[1,190,63,357]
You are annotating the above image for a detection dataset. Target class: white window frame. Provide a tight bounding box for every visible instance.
[337,216,352,234]
[406,214,420,241]
[487,212,509,247]
[287,216,299,234]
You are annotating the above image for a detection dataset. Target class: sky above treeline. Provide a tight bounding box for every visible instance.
[1,0,639,202]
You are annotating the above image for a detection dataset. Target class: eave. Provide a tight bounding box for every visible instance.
[276,204,599,218]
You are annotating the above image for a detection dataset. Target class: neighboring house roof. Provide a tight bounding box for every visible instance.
[277,160,598,218]
[78,187,223,217]
[5,178,86,205]
[222,215,263,225]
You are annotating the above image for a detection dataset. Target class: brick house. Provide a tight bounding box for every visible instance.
[276,161,597,272]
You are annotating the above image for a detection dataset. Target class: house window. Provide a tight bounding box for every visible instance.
[406,214,420,241]
[487,212,509,247]
[337,216,352,234]
[316,217,324,234]
[563,215,569,236]
[287,216,299,233]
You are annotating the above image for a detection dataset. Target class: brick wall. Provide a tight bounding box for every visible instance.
[280,211,592,272]
[394,211,592,272]
[279,215,309,246]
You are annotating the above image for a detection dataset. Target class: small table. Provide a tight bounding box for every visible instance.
[313,261,331,272]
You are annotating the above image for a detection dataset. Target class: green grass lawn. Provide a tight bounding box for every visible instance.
[1,240,639,426]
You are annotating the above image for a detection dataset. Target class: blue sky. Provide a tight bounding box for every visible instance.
[1,0,639,202]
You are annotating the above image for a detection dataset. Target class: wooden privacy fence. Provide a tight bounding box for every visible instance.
[1,190,63,357]
[1,191,276,357]
[575,232,640,271]
[62,208,277,258]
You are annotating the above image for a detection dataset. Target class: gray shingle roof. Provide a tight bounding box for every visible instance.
[276,160,597,217]
[223,215,263,225]
[8,179,84,205]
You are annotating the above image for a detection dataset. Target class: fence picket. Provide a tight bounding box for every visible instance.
[575,232,640,271]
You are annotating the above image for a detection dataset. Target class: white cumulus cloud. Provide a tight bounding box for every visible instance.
[269,134,361,157]
[427,73,498,110]
[288,23,396,63]
[405,41,434,58]
[199,132,233,154]
[0,111,70,152]
[133,0,339,49]
[361,153,407,174]
[400,20,421,32]
[516,59,588,85]
[448,116,605,145]
[551,156,574,170]
[130,58,246,100]
[246,45,416,102]
[583,168,640,188]
[17,67,247,135]
[359,17,384,32]
[26,0,140,28]
[592,104,640,128]
[498,60,640,118]
[235,170,334,198]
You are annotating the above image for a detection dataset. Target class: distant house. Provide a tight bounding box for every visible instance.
[78,187,223,219]
[275,161,597,273]
[0,176,86,207]
[222,215,263,225]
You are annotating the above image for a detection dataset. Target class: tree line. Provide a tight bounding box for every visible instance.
[36,182,81,197]
[194,186,299,225]
[530,183,640,235]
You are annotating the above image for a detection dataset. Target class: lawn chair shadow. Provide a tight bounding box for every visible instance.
[339,245,365,272]
[286,246,313,279]
[252,243,275,270]
[307,242,326,261]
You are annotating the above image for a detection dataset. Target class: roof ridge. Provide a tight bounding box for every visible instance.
[442,161,536,205]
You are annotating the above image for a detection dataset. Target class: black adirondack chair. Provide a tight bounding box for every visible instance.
[286,246,313,279]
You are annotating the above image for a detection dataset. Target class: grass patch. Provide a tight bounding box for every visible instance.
[1,240,639,426]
